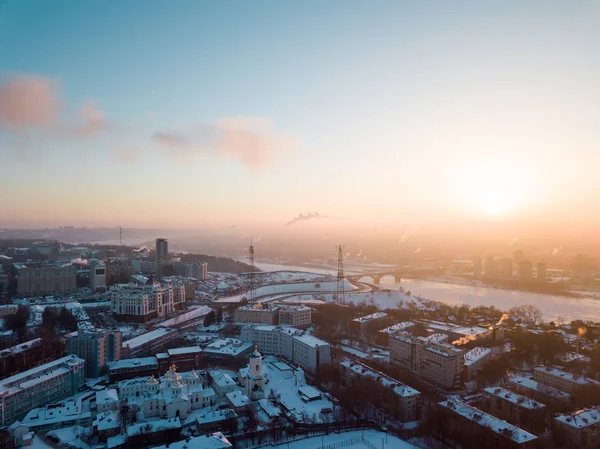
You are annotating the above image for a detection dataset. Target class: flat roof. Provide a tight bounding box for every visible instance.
[556,408,600,429]
[484,387,545,410]
[0,355,83,389]
[122,328,176,349]
[439,400,537,444]
[341,360,420,398]
[534,366,599,386]
[509,376,571,400]
[464,347,493,366]
[168,346,201,356]
[108,357,158,371]
[353,312,388,323]
[380,322,415,334]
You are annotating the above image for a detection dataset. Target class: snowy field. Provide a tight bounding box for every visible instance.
[215,280,356,303]
[263,429,413,449]
[269,291,434,311]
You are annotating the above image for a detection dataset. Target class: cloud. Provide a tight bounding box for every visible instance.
[152,117,295,169]
[0,75,59,130]
[0,73,107,138]
[285,212,329,227]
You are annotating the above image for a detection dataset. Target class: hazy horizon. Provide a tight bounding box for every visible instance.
[2,1,600,231]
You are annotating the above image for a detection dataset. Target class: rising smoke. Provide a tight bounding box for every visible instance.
[285,212,328,227]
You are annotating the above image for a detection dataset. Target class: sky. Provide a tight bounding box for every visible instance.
[1,0,599,230]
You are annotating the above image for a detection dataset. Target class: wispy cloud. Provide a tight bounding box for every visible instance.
[0,73,107,137]
[153,117,295,169]
[117,147,138,162]
[285,212,329,227]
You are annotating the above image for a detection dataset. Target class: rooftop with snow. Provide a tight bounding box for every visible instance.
[439,399,538,444]
[340,360,420,398]
[483,387,545,410]
[122,328,176,349]
[556,407,600,428]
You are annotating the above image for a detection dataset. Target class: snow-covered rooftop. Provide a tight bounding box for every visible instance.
[483,387,545,410]
[340,360,420,398]
[152,433,232,449]
[439,399,537,444]
[157,306,211,328]
[0,355,84,392]
[167,346,201,356]
[226,390,251,408]
[196,409,238,425]
[509,376,571,400]
[122,328,176,349]
[108,356,158,370]
[464,347,492,366]
[379,322,415,334]
[534,365,600,386]
[203,338,253,356]
[96,388,119,404]
[556,408,600,429]
[127,417,181,436]
[353,312,388,323]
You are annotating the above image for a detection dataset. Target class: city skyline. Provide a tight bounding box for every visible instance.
[1,1,600,229]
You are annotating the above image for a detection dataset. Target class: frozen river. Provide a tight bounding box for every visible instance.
[255,262,600,322]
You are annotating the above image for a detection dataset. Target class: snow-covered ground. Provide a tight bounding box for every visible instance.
[215,280,356,303]
[263,429,413,448]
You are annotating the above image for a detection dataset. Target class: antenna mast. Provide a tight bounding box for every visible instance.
[248,238,256,302]
[336,244,345,304]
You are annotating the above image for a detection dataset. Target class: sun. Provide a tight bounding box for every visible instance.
[481,187,512,218]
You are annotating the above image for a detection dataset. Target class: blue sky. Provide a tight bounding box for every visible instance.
[1,1,599,228]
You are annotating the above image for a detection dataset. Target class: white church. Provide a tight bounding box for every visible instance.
[242,347,266,400]
[119,364,216,419]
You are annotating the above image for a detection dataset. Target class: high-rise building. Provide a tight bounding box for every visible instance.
[68,329,122,377]
[89,261,107,291]
[517,260,533,280]
[537,262,547,282]
[513,249,525,262]
[499,258,513,278]
[472,257,482,277]
[156,238,168,277]
[15,263,77,297]
[484,256,498,278]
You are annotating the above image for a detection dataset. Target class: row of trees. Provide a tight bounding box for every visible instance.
[203,308,223,327]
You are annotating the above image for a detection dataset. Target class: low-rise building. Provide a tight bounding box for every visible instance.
[96,389,120,413]
[483,386,546,434]
[195,409,237,435]
[152,433,232,449]
[107,356,158,382]
[202,338,254,366]
[156,346,202,373]
[463,347,493,381]
[533,365,600,394]
[20,397,93,431]
[121,328,178,359]
[350,312,388,335]
[340,360,420,422]
[554,408,600,449]
[376,321,415,346]
[241,325,331,373]
[234,303,280,325]
[508,376,571,405]
[0,354,85,425]
[156,306,211,330]
[67,329,122,377]
[439,399,538,448]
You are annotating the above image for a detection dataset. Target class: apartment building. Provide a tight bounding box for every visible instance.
[0,355,85,425]
[240,325,330,373]
[554,408,600,449]
[110,283,184,322]
[508,376,571,405]
[390,332,465,389]
[67,329,122,377]
[277,306,311,329]
[340,360,420,422]
[0,305,18,317]
[483,386,546,434]
[533,366,600,394]
[464,347,493,381]
[89,261,107,292]
[156,346,202,373]
[350,312,388,335]
[439,399,537,448]
[174,262,208,281]
[234,303,280,325]
[121,328,178,359]
[15,264,76,297]
[376,321,416,346]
